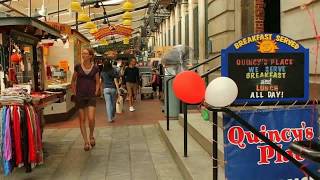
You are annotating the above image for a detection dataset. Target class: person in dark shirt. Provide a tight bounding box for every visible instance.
[124,58,139,112]
[100,60,120,123]
[71,48,100,151]
[158,64,164,99]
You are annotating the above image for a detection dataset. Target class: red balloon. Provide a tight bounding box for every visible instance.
[173,71,206,104]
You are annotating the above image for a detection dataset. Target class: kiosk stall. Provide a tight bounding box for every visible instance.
[41,24,90,122]
[0,17,63,175]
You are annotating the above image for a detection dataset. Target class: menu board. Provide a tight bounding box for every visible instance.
[228,53,305,100]
[221,33,309,103]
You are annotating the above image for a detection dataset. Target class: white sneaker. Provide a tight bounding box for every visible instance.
[129,106,135,112]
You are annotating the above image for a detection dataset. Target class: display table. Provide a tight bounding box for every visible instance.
[30,92,63,134]
[43,84,76,123]
[31,92,63,109]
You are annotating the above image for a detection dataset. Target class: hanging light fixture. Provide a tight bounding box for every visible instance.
[123,37,130,44]
[122,11,132,20]
[84,21,97,29]
[100,39,109,46]
[122,0,134,11]
[90,28,98,34]
[78,12,91,22]
[122,19,132,26]
[70,0,81,12]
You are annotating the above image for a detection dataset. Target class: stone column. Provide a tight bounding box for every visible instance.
[181,0,186,45]
[188,0,194,62]
[159,23,162,46]
[165,18,169,46]
[175,4,180,45]
[170,10,174,46]
[199,0,206,66]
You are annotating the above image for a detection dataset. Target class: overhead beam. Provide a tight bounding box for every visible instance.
[71,4,149,27]
[0,2,28,17]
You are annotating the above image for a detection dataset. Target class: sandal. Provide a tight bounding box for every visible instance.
[90,137,96,147]
[84,143,90,151]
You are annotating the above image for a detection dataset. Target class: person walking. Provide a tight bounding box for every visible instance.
[150,69,159,98]
[71,48,100,151]
[100,60,120,123]
[124,58,140,112]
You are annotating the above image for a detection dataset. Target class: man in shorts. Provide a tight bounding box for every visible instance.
[124,58,140,112]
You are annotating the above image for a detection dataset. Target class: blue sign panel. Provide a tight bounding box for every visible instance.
[221,33,309,103]
[223,107,319,180]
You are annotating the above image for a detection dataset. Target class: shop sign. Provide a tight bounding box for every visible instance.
[45,21,72,35]
[223,107,319,180]
[221,33,309,103]
[92,25,133,40]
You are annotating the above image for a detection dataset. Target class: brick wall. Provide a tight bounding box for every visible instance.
[255,0,264,33]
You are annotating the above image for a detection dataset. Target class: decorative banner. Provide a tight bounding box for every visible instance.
[45,21,72,35]
[221,33,309,103]
[223,107,319,180]
[92,25,133,40]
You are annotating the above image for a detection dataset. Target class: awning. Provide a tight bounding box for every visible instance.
[0,17,61,38]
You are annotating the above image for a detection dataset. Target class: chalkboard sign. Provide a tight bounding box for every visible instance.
[222,34,309,103]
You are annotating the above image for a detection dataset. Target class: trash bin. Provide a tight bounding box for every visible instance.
[163,66,180,119]
[161,45,193,119]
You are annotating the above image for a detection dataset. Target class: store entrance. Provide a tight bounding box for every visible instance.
[264,0,281,33]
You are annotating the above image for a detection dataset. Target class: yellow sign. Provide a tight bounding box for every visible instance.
[257,40,279,53]
[233,34,300,50]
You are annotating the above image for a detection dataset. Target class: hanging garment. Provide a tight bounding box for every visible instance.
[1,107,7,156]
[25,106,36,164]
[0,107,4,155]
[20,106,31,172]
[12,106,22,166]
[30,106,43,164]
[3,107,12,176]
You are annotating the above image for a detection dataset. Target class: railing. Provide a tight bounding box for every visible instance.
[165,54,221,130]
[164,53,320,179]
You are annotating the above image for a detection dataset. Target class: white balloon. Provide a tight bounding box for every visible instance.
[205,77,238,107]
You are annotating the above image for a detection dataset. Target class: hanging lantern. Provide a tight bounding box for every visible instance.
[122,1,134,11]
[84,21,97,29]
[10,53,22,63]
[99,39,109,46]
[122,19,132,26]
[90,28,98,34]
[78,12,91,22]
[123,37,130,44]
[122,11,132,20]
[70,1,82,12]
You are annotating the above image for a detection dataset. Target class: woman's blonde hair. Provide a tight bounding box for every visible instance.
[83,48,95,56]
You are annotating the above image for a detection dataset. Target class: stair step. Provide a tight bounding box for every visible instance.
[158,121,213,180]
[178,113,212,155]
[178,113,225,180]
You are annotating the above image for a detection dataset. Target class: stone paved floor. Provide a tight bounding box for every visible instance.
[46,98,165,128]
[1,98,184,180]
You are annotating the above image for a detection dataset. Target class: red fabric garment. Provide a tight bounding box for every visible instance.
[34,108,43,164]
[8,68,17,83]
[12,106,22,166]
[25,106,36,163]
[28,106,43,164]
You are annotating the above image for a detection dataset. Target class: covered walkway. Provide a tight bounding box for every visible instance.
[3,99,183,180]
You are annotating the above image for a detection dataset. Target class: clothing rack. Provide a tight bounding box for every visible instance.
[0,104,43,176]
